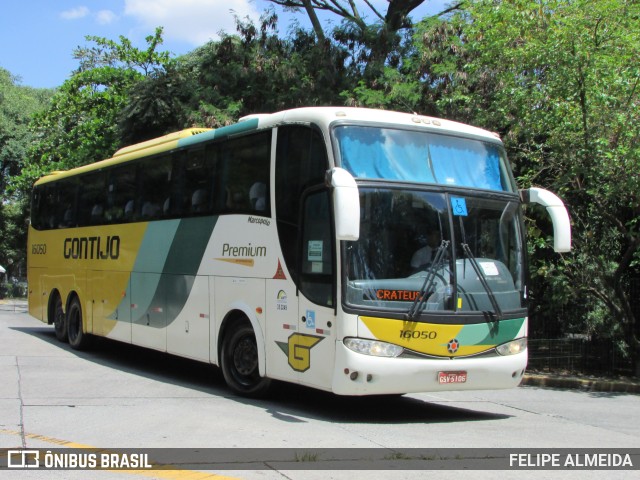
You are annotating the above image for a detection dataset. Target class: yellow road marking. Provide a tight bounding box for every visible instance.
[0,429,239,480]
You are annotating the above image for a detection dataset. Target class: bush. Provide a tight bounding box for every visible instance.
[0,282,27,299]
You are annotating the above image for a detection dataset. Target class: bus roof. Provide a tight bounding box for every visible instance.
[112,128,211,157]
[258,107,502,143]
[34,107,502,186]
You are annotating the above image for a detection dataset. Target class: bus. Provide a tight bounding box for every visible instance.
[27,107,571,396]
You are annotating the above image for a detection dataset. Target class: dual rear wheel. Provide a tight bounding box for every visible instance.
[50,294,90,350]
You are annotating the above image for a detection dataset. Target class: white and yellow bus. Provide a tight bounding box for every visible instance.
[28,107,571,396]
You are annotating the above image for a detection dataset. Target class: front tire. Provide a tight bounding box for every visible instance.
[221,321,271,397]
[67,297,90,350]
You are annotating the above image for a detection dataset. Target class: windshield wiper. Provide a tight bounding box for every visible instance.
[406,240,450,321]
[460,243,503,321]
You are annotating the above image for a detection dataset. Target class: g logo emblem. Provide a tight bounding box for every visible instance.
[276,333,324,372]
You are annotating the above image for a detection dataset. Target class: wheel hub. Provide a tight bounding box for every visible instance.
[233,337,257,376]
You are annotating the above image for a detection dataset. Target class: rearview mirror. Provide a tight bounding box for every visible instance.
[520,187,572,252]
[326,168,360,241]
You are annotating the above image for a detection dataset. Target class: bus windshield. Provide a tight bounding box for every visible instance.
[344,187,526,316]
[335,125,516,192]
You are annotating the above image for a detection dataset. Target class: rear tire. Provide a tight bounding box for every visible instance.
[221,321,271,397]
[51,293,67,342]
[67,297,90,350]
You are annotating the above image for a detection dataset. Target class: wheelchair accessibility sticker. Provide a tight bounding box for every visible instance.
[451,197,468,216]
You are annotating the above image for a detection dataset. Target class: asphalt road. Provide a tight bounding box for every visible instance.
[0,307,638,479]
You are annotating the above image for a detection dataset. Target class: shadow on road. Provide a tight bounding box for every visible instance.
[13,324,512,425]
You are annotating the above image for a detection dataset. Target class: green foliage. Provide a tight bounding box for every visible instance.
[267,0,430,78]
[183,12,353,125]
[0,68,52,280]
[420,0,640,358]
[118,65,192,144]
[0,197,29,281]
[341,67,421,112]
[16,28,172,194]
[0,68,53,198]
[117,11,355,140]
[74,28,171,75]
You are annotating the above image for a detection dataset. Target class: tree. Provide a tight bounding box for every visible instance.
[0,198,29,284]
[0,68,53,198]
[148,11,354,129]
[17,29,172,194]
[267,0,448,77]
[117,64,193,145]
[414,0,640,370]
[0,68,53,281]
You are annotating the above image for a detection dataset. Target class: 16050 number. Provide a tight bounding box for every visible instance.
[31,244,47,255]
[399,330,437,340]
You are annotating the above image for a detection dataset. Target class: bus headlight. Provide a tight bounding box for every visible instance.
[496,337,527,356]
[344,338,404,357]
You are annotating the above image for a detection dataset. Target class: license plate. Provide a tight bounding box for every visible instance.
[438,371,467,384]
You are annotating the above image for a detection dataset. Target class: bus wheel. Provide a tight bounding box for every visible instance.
[67,297,90,350]
[221,322,271,397]
[51,293,67,342]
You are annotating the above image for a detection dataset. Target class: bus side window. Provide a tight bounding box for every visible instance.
[219,131,271,216]
[32,184,55,230]
[139,155,172,220]
[181,148,213,217]
[78,172,107,226]
[32,179,78,230]
[57,178,78,228]
[106,163,136,223]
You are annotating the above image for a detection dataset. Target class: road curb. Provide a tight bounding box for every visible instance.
[522,373,640,395]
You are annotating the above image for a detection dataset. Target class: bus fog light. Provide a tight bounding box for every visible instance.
[496,338,527,356]
[344,338,403,357]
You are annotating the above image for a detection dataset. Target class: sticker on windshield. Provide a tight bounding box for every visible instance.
[479,261,500,276]
[308,240,323,261]
[451,197,468,216]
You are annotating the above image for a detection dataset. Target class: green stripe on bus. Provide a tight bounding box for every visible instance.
[177,118,260,149]
[163,216,217,275]
[134,216,218,327]
[124,221,180,319]
[457,317,525,346]
[135,220,181,272]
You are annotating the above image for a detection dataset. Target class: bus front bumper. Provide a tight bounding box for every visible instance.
[332,341,527,396]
